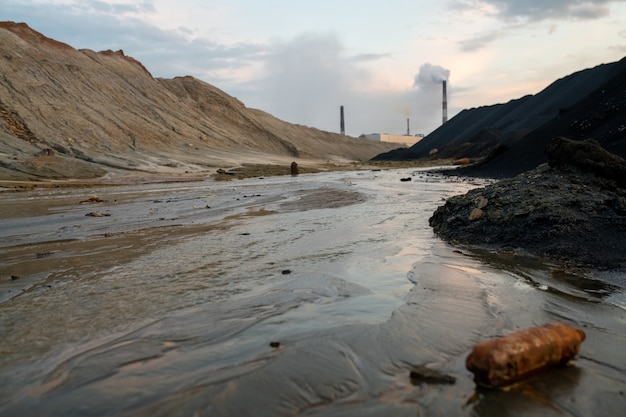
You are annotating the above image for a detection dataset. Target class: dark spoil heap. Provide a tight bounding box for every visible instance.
[429,137,626,269]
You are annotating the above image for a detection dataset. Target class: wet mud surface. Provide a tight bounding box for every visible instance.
[1,169,625,416]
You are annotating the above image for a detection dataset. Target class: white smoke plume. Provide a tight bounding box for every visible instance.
[414,63,450,88]
[409,63,451,131]
[248,38,452,136]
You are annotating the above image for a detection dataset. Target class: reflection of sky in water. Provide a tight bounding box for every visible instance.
[464,247,626,311]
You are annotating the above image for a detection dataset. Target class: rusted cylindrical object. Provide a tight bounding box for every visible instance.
[466,322,585,388]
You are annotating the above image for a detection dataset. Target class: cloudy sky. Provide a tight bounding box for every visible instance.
[4,0,626,136]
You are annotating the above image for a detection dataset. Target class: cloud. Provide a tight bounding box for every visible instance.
[458,31,501,52]
[3,0,267,84]
[348,52,393,63]
[451,0,619,22]
[608,44,626,53]
[88,0,156,15]
[451,1,622,52]
[570,2,611,19]
[4,1,173,51]
[248,33,363,131]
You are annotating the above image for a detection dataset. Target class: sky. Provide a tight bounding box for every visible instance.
[3,1,626,137]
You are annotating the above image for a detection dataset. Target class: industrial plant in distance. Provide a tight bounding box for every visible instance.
[339,105,425,146]
[359,133,424,147]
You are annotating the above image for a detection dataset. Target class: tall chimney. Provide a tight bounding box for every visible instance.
[340,105,345,135]
[442,80,448,124]
[406,118,410,136]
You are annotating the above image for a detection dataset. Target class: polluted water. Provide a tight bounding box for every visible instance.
[0,168,625,416]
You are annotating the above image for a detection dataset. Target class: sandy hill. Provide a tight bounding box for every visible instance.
[0,22,401,181]
[373,56,626,177]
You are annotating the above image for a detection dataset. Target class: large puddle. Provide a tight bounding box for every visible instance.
[1,169,625,416]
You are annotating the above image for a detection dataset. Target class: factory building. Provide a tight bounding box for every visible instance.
[360,133,424,147]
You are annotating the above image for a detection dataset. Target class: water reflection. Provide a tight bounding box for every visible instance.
[469,365,583,417]
[463,247,625,306]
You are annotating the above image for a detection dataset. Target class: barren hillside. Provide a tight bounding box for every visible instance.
[0,22,401,181]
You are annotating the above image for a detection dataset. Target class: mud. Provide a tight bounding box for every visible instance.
[1,169,624,416]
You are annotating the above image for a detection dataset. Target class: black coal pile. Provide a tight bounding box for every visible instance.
[374,57,626,179]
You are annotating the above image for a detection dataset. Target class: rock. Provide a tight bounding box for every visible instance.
[38,148,55,156]
[453,157,471,165]
[80,195,104,203]
[469,208,484,220]
[475,196,488,209]
[409,365,456,385]
[216,169,234,175]
[270,341,280,348]
[290,161,299,176]
[85,211,111,217]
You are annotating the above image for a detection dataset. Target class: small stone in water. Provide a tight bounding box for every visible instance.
[409,365,456,385]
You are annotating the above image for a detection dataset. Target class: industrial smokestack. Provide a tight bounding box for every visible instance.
[340,105,345,135]
[442,80,448,124]
[406,118,410,136]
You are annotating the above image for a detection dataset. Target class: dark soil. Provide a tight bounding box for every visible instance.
[429,138,626,268]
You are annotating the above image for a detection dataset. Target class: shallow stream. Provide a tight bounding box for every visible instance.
[1,169,624,416]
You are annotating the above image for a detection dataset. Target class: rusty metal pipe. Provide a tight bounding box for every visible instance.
[466,322,586,388]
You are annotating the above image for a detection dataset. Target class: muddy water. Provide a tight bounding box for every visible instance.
[1,169,624,416]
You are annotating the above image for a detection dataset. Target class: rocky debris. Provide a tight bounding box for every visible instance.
[79,195,105,203]
[429,137,626,268]
[85,211,111,217]
[409,365,456,385]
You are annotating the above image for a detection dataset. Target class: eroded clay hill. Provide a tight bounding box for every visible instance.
[0,22,400,180]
